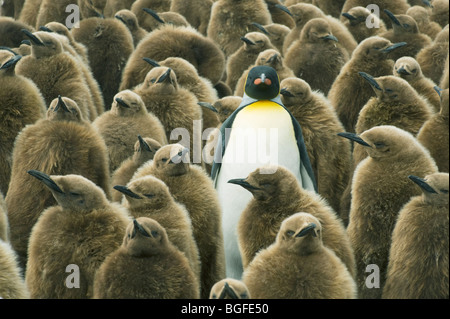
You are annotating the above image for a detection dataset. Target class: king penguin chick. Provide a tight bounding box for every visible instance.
[341,6,387,43]
[339,125,438,299]
[120,24,225,92]
[383,173,449,299]
[340,0,411,26]
[380,9,433,61]
[16,30,94,121]
[93,217,200,299]
[234,48,295,97]
[264,0,295,28]
[251,22,291,53]
[93,90,167,172]
[18,0,42,29]
[113,175,201,284]
[0,16,34,49]
[111,136,162,203]
[25,171,131,299]
[0,240,30,299]
[234,165,355,277]
[77,0,107,19]
[133,67,203,165]
[71,17,134,109]
[328,36,407,133]
[226,31,277,93]
[212,65,317,280]
[210,278,251,299]
[407,5,442,40]
[5,96,111,272]
[0,50,46,196]
[138,8,190,33]
[283,3,357,57]
[130,0,172,31]
[104,0,135,18]
[132,143,226,299]
[416,25,449,85]
[285,18,349,95]
[280,77,352,221]
[207,0,273,57]
[170,0,213,36]
[394,56,441,112]
[242,212,357,299]
[417,87,449,172]
[35,0,74,29]
[114,9,148,47]
[430,0,449,27]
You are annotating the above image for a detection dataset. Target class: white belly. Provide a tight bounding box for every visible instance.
[215,103,302,279]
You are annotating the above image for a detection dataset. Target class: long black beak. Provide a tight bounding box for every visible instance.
[251,22,269,35]
[143,57,160,67]
[54,95,71,113]
[337,132,372,147]
[115,15,126,24]
[218,282,240,299]
[296,223,317,238]
[138,135,152,152]
[198,102,219,113]
[132,219,151,238]
[382,42,407,53]
[39,26,53,33]
[113,185,143,199]
[384,9,401,26]
[143,8,165,23]
[22,29,45,46]
[321,34,339,42]
[396,67,410,75]
[115,97,130,108]
[342,12,357,21]
[228,179,261,191]
[274,4,293,17]
[240,37,256,46]
[21,40,31,46]
[434,86,443,96]
[0,55,22,70]
[0,46,19,55]
[28,170,64,194]
[359,72,382,90]
[408,175,438,194]
[170,148,189,164]
[280,88,295,97]
[157,68,172,84]
[267,53,279,64]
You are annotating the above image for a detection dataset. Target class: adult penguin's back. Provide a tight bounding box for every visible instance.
[212,65,317,279]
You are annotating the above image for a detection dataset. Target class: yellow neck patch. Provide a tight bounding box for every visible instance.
[244,100,284,111]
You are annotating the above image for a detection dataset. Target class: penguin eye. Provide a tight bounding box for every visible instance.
[151,230,159,237]
[255,40,263,44]
[374,142,386,148]
[403,24,410,28]
[373,47,380,50]
[385,88,394,93]
[286,230,295,237]
[150,78,156,83]
[411,69,417,73]
[70,192,80,196]
[440,189,449,194]
[161,158,169,163]
[144,194,154,199]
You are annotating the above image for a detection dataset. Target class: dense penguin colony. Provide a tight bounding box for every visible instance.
[0,0,448,300]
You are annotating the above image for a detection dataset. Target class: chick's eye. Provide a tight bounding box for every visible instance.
[70,192,80,196]
[150,78,156,83]
[161,158,168,163]
[286,230,295,237]
[151,231,159,237]
[440,189,449,194]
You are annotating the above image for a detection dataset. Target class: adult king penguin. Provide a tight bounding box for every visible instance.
[212,65,317,280]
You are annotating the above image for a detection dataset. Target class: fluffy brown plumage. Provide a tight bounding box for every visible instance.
[251,22,291,53]
[407,5,443,40]
[130,0,171,30]
[93,90,167,172]
[114,175,201,284]
[441,54,449,89]
[207,0,273,57]
[280,77,352,221]
[0,16,34,48]
[35,0,73,29]
[209,278,251,299]
[430,0,449,27]
[234,165,355,277]
[25,172,131,299]
[285,18,349,95]
[170,0,213,35]
[104,0,135,18]
[114,9,148,47]
[5,97,111,272]
[417,87,449,172]
[242,212,357,299]
[77,0,107,19]
[340,0,411,25]
[341,125,438,299]
[132,144,225,299]
[341,6,387,43]
[313,0,346,18]
[120,24,225,91]
[328,36,406,133]
[18,0,42,28]
[383,172,449,299]
[93,217,200,299]
[264,0,295,28]
[0,240,30,299]
[0,50,46,196]
[0,191,8,242]
[137,8,190,33]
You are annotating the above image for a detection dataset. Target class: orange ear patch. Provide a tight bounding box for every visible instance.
[264,78,272,86]
[254,78,262,85]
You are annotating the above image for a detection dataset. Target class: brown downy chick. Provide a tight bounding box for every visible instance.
[5,96,111,272]
[280,77,352,221]
[0,16,34,48]
[328,36,407,133]
[264,0,295,28]
[93,217,200,299]
[130,0,172,31]
[77,0,107,19]
[251,22,291,53]
[242,212,357,299]
[417,87,449,172]
[209,278,251,299]
[114,9,148,47]
[132,144,225,299]
[111,136,162,202]
[394,56,441,112]
[430,0,449,27]
[113,175,201,284]
[25,171,131,299]
[340,0,411,26]
[341,6,387,43]
[285,18,349,95]
[36,0,74,30]
[18,0,42,29]
[0,50,46,196]
[93,90,167,172]
[233,165,356,277]
[226,32,277,92]
[407,5,442,40]
[440,54,449,89]
[170,0,214,35]
[0,240,30,299]
[339,125,438,299]
[138,8,190,33]
[383,172,449,299]
[312,0,346,18]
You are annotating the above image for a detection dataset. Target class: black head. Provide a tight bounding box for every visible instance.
[244,66,280,100]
